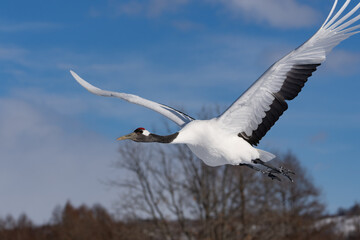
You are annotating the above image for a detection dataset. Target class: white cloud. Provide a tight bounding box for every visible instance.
[0,21,59,32]
[0,95,120,224]
[0,45,54,70]
[103,0,322,30]
[111,0,189,17]
[114,1,143,15]
[323,50,360,76]
[210,0,320,28]
[309,131,328,144]
[149,0,189,16]
[0,46,28,62]
[109,0,319,28]
[171,20,204,31]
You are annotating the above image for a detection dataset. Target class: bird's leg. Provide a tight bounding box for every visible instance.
[251,159,295,182]
[239,163,263,172]
[239,163,281,181]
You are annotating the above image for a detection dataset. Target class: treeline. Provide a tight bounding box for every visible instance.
[1,140,359,239]
[1,201,359,240]
[0,202,151,240]
[337,202,360,217]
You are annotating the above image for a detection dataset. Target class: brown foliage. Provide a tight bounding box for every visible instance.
[0,202,150,240]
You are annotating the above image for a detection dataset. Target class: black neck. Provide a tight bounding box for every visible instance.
[146,132,179,143]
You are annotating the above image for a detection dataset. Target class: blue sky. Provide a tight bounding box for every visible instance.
[0,0,359,223]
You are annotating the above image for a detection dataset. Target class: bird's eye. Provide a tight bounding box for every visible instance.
[134,127,145,134]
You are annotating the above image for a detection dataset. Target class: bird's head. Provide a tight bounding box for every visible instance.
[117,127,151,142]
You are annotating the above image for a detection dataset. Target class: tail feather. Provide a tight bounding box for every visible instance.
[257,149,275,162]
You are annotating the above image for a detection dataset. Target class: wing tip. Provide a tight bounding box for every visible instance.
[69,69,82,84]
[69,69,79,80]
[69,70,102,94]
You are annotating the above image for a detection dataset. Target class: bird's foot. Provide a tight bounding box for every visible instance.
[278,166,295,182]
[265,171,282,181]
[251,159,295,182]
[239,163,282,181]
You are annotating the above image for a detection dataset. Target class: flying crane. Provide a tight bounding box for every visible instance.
[71,0,360,181]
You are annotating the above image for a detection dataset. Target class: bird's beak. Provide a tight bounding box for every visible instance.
[116,132,136,141]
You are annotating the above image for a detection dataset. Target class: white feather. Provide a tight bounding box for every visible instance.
[218,0,360,137]
[70,70,193,127]
[142,129,150,136]
[173,120,267,166]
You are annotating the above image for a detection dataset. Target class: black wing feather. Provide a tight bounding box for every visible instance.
[240,63,320,145]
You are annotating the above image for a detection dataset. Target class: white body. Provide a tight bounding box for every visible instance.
[173,120,272,166]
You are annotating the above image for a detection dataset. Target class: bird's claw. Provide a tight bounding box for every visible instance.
[244,160,295,182]
[278,166,295,182]
[262,166,294,182]
[279,166,295,175]
[266,172,281,181]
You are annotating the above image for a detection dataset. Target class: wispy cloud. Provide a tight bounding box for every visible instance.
[0,46,28,60]
[110,0,189,17]
[104,0,319,29]
[0,94,119,223]
[210,0,320,28]
[0,21,59,32]
[309,131,328,144]
[0,45,33,71]
[323,50,360,76]
[171,20,204,31]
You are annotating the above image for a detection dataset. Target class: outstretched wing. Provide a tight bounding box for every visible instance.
[70,71,194,127]
[218,0,360,146]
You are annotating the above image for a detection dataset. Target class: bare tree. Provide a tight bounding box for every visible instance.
[112,139,330,240]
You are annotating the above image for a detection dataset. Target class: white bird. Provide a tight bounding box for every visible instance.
[71,0,360,181]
